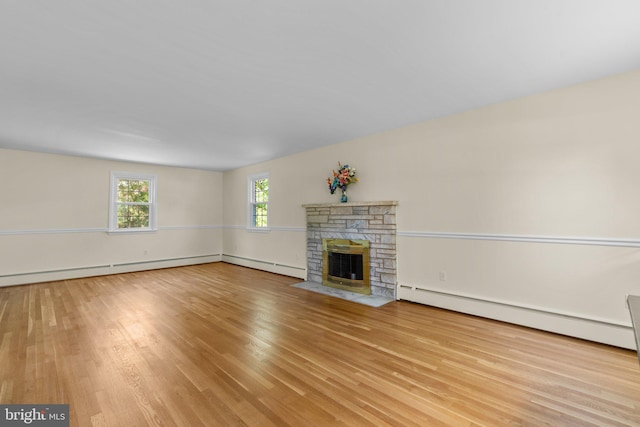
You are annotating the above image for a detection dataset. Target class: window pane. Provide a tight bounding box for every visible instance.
[252,203,268,227]
[254,178,268,202]
[117,204,150,228]
[118,180,131,202]
[130,180,150,202]
[134,205,150,227]
[117,204,129,228]
[118,179,149,203]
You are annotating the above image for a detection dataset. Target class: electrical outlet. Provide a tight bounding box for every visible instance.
[439,271,447,281]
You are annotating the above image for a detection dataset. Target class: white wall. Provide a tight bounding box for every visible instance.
[222,69,640,349]
[0,149,224,285]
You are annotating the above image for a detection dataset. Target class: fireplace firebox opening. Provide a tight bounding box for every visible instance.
[322,239,370,295]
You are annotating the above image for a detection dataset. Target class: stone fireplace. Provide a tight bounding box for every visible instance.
[303,201,398,298]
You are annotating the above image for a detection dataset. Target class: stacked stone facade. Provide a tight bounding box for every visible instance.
[303,201,398,299]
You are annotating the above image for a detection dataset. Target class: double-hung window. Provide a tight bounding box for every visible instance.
[109,172,157,232]
[248,173,269,229]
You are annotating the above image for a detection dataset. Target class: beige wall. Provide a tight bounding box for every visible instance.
[2,69,639,348]
[0,149,223,284]
[222,69,640,348]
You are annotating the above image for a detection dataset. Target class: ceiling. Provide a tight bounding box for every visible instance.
[1,1,639,171]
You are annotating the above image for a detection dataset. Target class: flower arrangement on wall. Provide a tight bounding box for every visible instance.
[327,162,358,202]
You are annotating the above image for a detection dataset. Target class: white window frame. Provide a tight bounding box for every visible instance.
[248,172,269,231]
[109,171,158,233]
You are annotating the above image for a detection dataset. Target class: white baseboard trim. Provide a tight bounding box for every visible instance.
[398,284,636,350]
[0,254,222,287]
[221,254,307,279]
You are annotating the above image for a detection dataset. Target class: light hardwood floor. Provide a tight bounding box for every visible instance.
[1,262,639,426]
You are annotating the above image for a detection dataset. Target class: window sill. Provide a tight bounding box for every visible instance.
[247,227,271,233]
[107,228,158,235]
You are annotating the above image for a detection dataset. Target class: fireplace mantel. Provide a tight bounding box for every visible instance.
[303,201,398,299]
[302,201,398,208]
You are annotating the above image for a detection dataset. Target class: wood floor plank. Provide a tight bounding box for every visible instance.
[1,262,640,426]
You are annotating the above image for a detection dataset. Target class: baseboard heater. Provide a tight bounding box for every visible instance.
[0,254,221,279]
[222,254,306,271]
[399,284,631,327]
[113,254,220,268]
[0,264,110,279]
